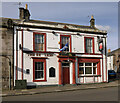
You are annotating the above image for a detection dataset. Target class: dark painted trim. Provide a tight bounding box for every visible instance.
[60,34,72,52]
[84,37,94,54]
[33,32,46,52]
[13,26,14,88]
[21,29,23,80]
[33,58,47,82]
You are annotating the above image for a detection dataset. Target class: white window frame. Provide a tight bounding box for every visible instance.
[79,62,97,76]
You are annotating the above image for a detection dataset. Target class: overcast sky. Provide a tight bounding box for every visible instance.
[1,2,118,51]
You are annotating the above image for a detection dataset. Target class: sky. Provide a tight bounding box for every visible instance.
[1,2,118,51]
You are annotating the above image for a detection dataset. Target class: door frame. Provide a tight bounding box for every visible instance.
[62,62,70,84]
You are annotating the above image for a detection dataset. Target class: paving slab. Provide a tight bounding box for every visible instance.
[1,80,119,97]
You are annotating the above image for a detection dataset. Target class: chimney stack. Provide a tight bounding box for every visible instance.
[19,4,30,21]
[90,15,95,28]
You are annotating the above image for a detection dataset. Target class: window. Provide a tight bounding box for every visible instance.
[60,35,71,52]
[85,37,94,53]
[49,67,55,77]
[79,63,97,75]
[33,59,46,82]
[34,33,46,51]
[62,61,69,67]
[35,62,44,79]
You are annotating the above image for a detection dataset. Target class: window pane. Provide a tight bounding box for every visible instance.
[85,38,93,53]
[93,67,96,74]
[62,62,69,67]
[61,36,69,52]
[39,71,43,78]
[35,62,44,79]
[79,63,83,66]
[85,67,92,74]
[37,62,44,70]
[85,63,92,66]
[35,34,44,51]
[79,67,84,74]
[93,63,97,66]
[35,71,38,79]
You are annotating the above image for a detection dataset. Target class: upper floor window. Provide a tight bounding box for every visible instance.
[33,33,46,51]
[60,35,71,52]
[85,37,94,53]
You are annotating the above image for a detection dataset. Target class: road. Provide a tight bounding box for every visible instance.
[3,87,118,101]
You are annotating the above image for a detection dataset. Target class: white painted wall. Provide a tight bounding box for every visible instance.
[24,54,59,86]
[107,56,114,70]
[21,28,105,54]
[23,31,33,51]
[70,62,73,84]
[72,35,84,53]
[14,26,108,86]
[47,32,59,52]
[17,31,22,80]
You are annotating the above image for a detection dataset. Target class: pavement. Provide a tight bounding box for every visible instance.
[1,79,119,97]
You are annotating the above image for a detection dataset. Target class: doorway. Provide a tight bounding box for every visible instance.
[62,62,70,84]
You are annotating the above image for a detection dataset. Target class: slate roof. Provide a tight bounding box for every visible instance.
[107,48,120,56]
[0,17,107,35]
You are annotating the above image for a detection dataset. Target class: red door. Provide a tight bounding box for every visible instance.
[63,67,70,84]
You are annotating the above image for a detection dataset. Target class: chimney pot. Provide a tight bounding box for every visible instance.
[25,4,28,9]
[108,49,111,53]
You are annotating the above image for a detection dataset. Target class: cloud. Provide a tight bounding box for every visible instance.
[95,25,111,31]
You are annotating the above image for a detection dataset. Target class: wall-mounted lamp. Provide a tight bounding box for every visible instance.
[97,36,100,42]
[52,31,55,34]
[26,28,30,31]
[77,33,81,36]
[52,31,58,36]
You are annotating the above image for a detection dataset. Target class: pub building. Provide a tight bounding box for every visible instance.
[14,4,108,87]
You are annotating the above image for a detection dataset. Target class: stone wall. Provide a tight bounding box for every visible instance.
[0,26,14,90]
[113,49,120,72]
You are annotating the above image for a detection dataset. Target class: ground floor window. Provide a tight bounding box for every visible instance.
[79,63,97,76]
[33,59,46,82]
[35,62,44,79]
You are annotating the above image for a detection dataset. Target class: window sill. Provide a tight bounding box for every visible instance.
[79,75,101,77]
[33,79,47,82]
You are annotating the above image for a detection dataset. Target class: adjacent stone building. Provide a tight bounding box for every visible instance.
[107,48,120,72]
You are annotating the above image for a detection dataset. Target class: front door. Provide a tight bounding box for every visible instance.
[62,62,70,84]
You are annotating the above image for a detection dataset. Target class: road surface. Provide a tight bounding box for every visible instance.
[3,87,118,101]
